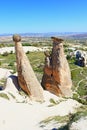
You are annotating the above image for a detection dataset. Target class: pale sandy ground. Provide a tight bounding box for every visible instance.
[70,117,87,130]
[0,94,81,130]
[0,68,83,130]
[0,46,49,54]
[0,47,86,130]
[0,68,12,79]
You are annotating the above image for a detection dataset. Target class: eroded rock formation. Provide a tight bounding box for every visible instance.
[13,34,44,102]
[41,37,72,97]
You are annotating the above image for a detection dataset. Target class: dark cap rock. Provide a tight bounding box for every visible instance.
[13,34,21,42]
[51,37,63,43]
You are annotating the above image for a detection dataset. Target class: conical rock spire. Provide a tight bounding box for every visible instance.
[13,34,44,102]
[41,37,72,97]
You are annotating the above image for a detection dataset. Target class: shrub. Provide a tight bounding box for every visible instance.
[8,62,14,66]
[22,43,31,46]
[26,51,30,54]
[10,51,13,54]
[2,52,9,56]
[0,61,1,66]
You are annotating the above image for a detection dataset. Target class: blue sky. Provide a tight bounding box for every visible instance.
[0,0,87,34]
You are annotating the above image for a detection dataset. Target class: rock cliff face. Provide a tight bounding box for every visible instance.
[13,34,44,102]
[41,37,72,97]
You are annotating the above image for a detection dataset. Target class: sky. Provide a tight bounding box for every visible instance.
[0,0,87,34]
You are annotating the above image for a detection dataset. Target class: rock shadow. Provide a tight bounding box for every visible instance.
[9,75,21,91]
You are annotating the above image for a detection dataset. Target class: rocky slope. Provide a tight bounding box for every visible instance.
[0,68,87,130]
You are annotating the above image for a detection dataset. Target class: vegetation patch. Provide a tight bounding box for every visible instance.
[0,78,6,87]
[0,93,9,100]
[40,105,87,130]
[8,92,16,99]
[0,41,87,105]
[48,98,62,107]
[40,115,69,125]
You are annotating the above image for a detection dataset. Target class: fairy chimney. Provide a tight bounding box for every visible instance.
[41,37,72,97]
[13,34,44,102]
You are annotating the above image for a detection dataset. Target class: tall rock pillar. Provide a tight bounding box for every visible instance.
[13,34,44,102]
[41,37,72,97]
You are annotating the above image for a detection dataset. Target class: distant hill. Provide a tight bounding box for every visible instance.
[0,32,81,37]
[66,33,87,39]
[0,32,87,39]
